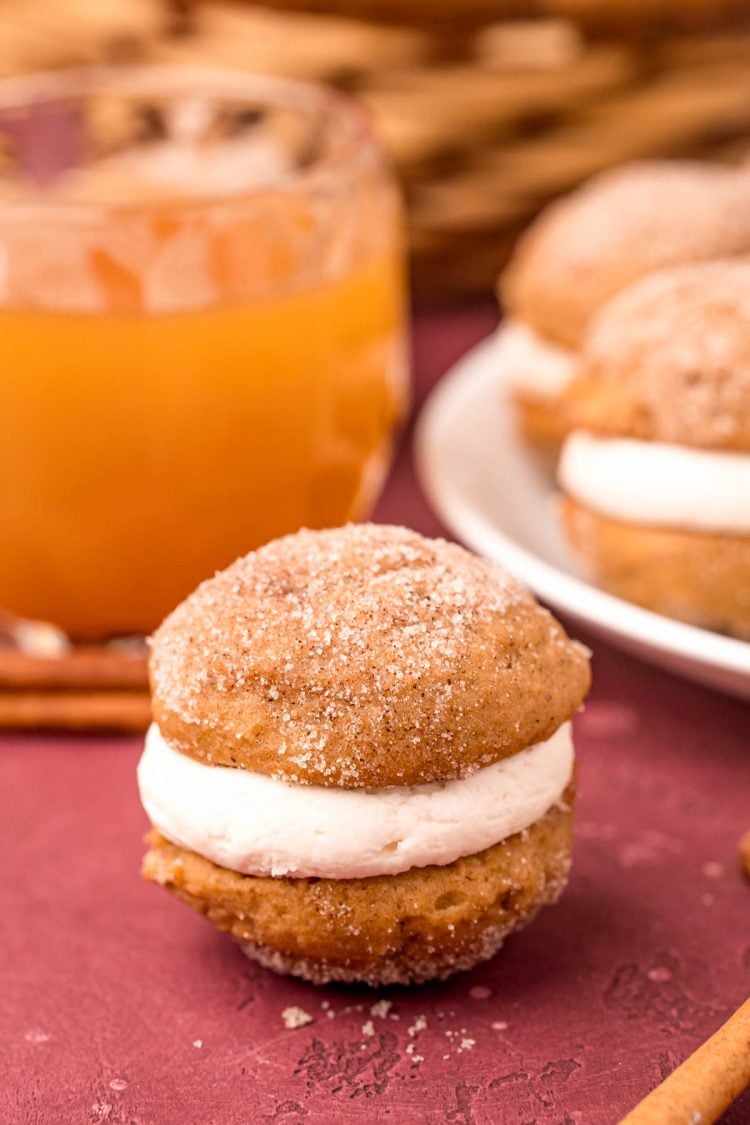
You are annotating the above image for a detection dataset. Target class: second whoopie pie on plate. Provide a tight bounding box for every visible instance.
[559,260,750,637]
[496,160,750,447]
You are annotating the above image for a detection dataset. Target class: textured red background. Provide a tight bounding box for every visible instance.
[3,308,750,1125]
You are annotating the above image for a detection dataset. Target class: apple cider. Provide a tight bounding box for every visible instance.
[0,70,407,638]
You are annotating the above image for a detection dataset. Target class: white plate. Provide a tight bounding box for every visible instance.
[415,336,750,702]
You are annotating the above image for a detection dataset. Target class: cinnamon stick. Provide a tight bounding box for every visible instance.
[740,831,750,881]
[0,646,148,691]
[618,998,750,1125]
[0,689,151,732]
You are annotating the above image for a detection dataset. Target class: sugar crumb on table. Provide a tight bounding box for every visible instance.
[370,999,392,1019]
[281,1006,313,1030]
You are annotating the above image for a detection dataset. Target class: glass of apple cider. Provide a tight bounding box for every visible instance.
[0,68,408,639]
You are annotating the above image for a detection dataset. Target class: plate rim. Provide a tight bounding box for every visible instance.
[415,334,750,681]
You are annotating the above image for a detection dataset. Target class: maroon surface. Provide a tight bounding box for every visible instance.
[4,307,750,1125]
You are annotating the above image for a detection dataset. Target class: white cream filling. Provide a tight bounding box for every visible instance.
[137,721,574,880]
[496,319,576,398]
[559,430,750,534]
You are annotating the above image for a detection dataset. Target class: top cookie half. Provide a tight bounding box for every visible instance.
[570,259,750,452]
[501,160,750,350]
[150,524,590,788]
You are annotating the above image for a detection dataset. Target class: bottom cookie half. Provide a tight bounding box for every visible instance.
[143,785,574,986]
[561,497,750,639]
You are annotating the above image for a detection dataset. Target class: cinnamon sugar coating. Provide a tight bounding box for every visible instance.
[142,786,574,987]
[150,525,590,788]
[569,261,750,452]
[561,497,750,638]
[501,161,750,350]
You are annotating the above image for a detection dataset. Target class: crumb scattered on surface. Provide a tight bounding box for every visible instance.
[361,1021,375,1038]
[282,1006,313,1030]
[492,1021,508,1031]
[192,1039,203,1049]
[408,1015,427,1037]
[370,999,392,1019]
[405,1043,424,1065]
[23,1029,50,1044]
[459,1038,476,1052]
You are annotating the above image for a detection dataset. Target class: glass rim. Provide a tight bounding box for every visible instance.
[0,64,381,223]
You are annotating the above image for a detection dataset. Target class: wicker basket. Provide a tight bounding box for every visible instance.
[2,0,750,296]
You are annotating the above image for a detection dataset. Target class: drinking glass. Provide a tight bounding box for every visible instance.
[0,67,408,638]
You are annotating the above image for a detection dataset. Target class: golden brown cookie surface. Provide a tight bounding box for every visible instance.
[514,389,569,450]
[569,261,750,451]
[151,524,590,788]
[561,497,750,638]
[142,786,574,986]
[501,161,750,350]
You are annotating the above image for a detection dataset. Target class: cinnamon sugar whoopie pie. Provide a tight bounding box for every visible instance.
[559,260,750,637]
[138,524,590,985]
[496,160,750,446]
